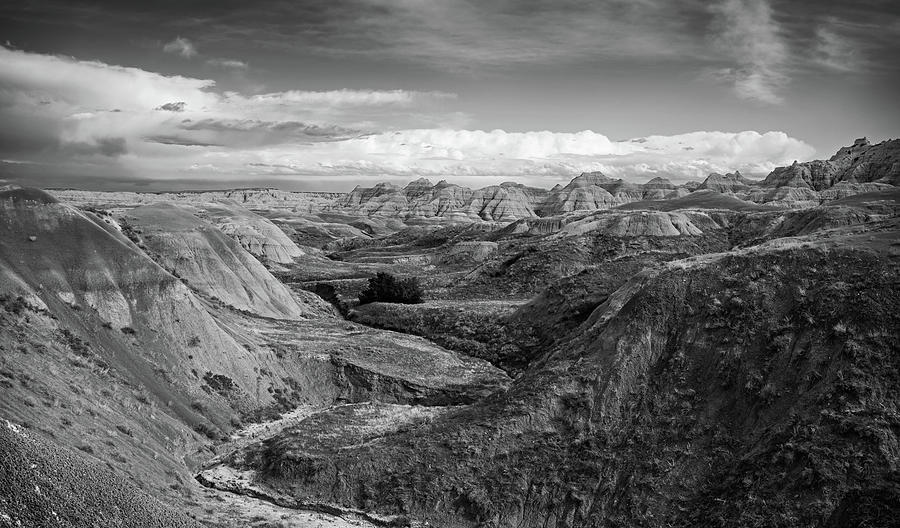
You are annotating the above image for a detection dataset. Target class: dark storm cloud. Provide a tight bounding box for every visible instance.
[5,0,896,68]
[0,0,897,190]
[3,0,897,106]
[164,118,360,148]
[143,135,221,147]
[180,118,357,138]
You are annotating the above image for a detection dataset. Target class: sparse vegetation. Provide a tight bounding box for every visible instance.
[0,294,30,315]
[202,372,236,395]
[358,272,424,305]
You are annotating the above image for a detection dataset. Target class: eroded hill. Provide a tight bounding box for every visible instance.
[205,221,900,528]
[3,141,899,527]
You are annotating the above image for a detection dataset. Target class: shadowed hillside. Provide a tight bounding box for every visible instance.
[208,222,900,528]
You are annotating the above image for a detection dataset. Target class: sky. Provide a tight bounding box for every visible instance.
[0,0,898,191]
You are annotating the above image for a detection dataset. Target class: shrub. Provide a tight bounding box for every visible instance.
[193,422,223,441]
[203,372,236,395]
[0,294,29,315]
[358,272,424,305]
[310,283,349,315]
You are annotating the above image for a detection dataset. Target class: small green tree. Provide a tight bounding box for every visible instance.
[358,272,424,305]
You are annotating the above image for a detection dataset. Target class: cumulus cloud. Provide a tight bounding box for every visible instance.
[163,37,197,58]
[0,45,452,156]
[0,45,816,189]
[233,129,814,186]
[240,89,456,109]
[711,0,788,104]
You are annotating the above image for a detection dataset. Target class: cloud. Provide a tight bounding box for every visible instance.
[163,37,197,58]
[0,45,817,190]
[0,45,454,151]
[245,89,455,107]
[206,58,248,69]
[186,129,814,190]
[710,0,788,104]
[813,22,861,72]
[62,136,128,157]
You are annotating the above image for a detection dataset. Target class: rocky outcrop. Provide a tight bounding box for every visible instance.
[49,138,900,220]
[538,172,714,216]
[698,171,756,193]
[762,138,900,190]
[537,172,621,214]
[466,183,547,221]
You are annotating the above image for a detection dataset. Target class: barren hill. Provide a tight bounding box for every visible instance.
[208,221,900,527]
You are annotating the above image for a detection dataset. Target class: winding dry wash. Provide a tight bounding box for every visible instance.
[2,2,900,527]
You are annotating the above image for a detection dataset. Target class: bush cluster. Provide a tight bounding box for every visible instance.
[358,272,424,305]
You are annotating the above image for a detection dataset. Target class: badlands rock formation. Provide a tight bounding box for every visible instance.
[192,201,307,265]
[211,222,900,528]
[51,188,342,213]
[697,171,756,193]
[342,179,548,221]
[0,185,510,525]
[122,203,317,320]
[48,139,900,223]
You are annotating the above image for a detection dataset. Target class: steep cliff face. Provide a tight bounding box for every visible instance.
[466,183,547,221]
[220,224,900,528]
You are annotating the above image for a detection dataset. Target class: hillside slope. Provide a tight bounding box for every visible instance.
[122,203,321,320]
[213,221,900,528]
[0,420,201,528]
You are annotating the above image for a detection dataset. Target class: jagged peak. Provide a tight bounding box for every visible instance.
[567,171,615,187]
[405,177,434,188]
[645,176,673,184]
[830,137,872,162]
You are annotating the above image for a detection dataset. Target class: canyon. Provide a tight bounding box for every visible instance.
[1,138,898,527]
